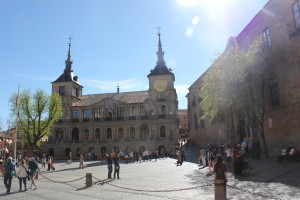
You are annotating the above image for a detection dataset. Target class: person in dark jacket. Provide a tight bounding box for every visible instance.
[4,157,16,193]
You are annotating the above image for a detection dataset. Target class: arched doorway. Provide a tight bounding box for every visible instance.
[101,147,107,154]
[65,148,71,157]
[49,148,54,157]
[72,128,79,141]
[77,147,82,157]
[139,146,145,155]
[159,145,165,156]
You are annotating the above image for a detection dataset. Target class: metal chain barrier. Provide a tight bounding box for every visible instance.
[39,172,85,183]
[92,175,212,192]
[227,184,282,200]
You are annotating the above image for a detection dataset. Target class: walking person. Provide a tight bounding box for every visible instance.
[17,159,28,191]
[207,148,215,174]
[79,154,84,169]
[41,155,46,169]
[67,152,72,164]
[199,147,207,167]
[28,157,39,190]
[113,151,121,179]
[4,157,16,194]
[106,151,113,179]
[214,155,228,182]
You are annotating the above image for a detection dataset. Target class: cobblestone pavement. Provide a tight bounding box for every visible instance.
[0,146,300,200]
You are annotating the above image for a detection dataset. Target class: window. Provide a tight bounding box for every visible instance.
[84,129,89,140]
[59,86,65,96]
[56,128,63,141]
[117,107,124,117]
[194,114,198,130]
[293,1,300,29]
[160,126,166,137]
[128,107,136,116]
[192,93,196,106]
[141,125,149,139]
[95,128,100,140]
[270,78,280,106]
[107,128,112,140]
[262,27,271,48]
[157,92,165,101]
[76,88,79,97]
[118,127,124,140]
[200,120,205,128]
[72,110,79,119]
[140,106,148,116]
[158,105,166,115]
[94,109,101,119]
[130,127,135,138]
[83,109,91,119]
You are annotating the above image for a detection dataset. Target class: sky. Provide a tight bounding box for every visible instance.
[0,0,269,123]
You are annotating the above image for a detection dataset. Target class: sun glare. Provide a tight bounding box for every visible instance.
[177,0,199,7]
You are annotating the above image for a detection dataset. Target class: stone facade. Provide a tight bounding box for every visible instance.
[177,109,188,135]
[187,0,300,156]
[46,34,179,159]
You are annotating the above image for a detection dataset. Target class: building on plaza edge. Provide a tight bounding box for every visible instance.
[45,33,179,159]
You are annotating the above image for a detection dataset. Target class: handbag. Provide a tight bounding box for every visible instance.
[21,165,30,177]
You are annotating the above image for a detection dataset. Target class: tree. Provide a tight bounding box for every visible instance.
[199,37,271,158]
[10,89,62,155]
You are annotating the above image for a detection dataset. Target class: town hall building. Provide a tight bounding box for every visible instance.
[46,33,179,159]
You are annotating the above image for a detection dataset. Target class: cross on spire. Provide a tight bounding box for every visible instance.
[157,26,161,35]
[68,35,73,46]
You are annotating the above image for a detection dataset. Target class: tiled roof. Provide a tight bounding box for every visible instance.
[148,63,174,76]
[73,91,149,107]
[53,71,75,83]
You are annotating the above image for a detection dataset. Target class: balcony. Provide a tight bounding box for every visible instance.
[287,19,300,38]
[72,118,79,123]
[105,117,113,121]
[141,115,149,120]
[83,118,90,122]
[94,118,101,122]
[116,117,124,121]
[159,114,166,119]
[129,116,136,120]
[157,98,166,101]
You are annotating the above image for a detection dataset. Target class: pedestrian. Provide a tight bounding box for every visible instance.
[28,157,39,190]
[113,151,121,179]
[67,152,72,164]
[180,149,186,165]
[106,151,113,179]
[207,148,215,174]
[199,147,207,167]
[214,155,227,182]
[17,159,28,191]
[4,157,16,193]
[79,154,84,169]
[41,155,46,169]
[49,156,55,170]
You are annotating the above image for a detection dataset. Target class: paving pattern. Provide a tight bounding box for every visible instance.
[1,146,300,200]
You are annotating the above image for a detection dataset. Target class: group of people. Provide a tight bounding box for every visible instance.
[278,143,300,162]
[199,143,251,178]
[0,156,40,194]
[106,150,120,179]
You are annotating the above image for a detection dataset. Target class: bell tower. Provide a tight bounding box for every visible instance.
[52,37,83,109]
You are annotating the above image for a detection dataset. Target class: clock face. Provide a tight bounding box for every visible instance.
[154,79,167,92]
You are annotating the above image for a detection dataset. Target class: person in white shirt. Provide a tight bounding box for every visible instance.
[17,159,28,191]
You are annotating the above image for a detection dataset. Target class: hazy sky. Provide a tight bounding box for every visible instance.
[0,0,269,122]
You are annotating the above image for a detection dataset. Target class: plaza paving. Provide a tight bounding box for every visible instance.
[1,146,300,200]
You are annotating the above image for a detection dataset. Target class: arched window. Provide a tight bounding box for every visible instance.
[72,128,79,141]
[141,125,149,139]
[118,127,124,140]
[84,129,89,140]
[76,88,79,97]
[95,128,101,140]
[130,127,135,138]
[160,126,166,137]
[107,128,112,140]
[56,128,63,141]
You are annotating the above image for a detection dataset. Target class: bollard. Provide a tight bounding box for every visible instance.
[214,179,226,200]
[86,173,92,188]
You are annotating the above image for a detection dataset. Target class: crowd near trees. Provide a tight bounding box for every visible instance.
[199,36,290,158]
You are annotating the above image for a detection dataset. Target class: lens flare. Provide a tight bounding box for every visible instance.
[192,16,200,25]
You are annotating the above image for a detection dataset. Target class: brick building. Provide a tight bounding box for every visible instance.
[46,33,179,159]
[177,109,188,135]
[187,0,300,155]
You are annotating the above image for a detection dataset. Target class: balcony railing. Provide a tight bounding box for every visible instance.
[287,19,300,38]
[59,114,177,124]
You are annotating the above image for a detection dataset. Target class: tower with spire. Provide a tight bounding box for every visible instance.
[52,37,83,110]
[148,31,177,104]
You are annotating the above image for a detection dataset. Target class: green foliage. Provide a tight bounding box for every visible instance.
[199,37,264,122]
[10,89,62,152]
